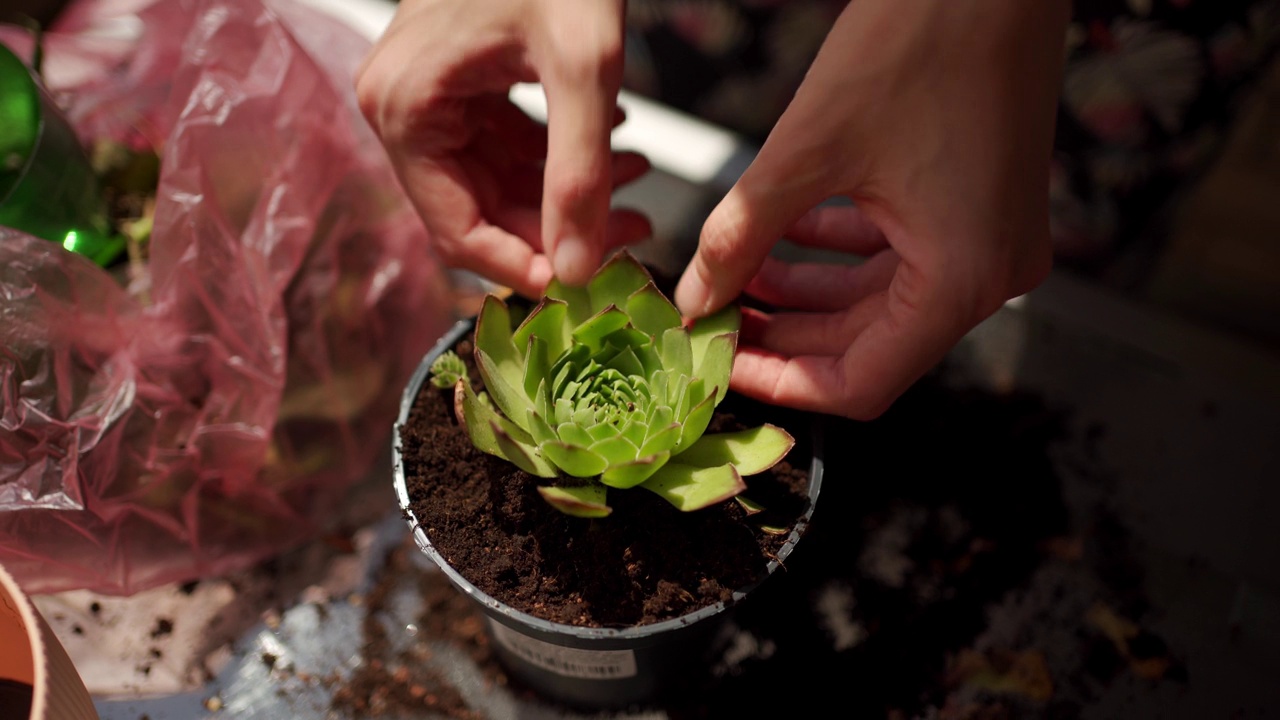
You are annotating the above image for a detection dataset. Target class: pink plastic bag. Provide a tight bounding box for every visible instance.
[0,0,454,595]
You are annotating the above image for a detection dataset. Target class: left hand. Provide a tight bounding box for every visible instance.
[355,0,653,298]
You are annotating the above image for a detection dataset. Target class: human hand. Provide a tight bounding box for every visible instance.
[356,0,653,298]
[674,0,1070,420]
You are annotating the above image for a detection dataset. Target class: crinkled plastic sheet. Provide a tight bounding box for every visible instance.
[0,0,455,595]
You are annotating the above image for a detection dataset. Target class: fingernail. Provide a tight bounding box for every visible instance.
[674,270,710,318]
[553,236,592,284]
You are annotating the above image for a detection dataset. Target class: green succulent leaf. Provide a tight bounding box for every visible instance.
[660,327,693,380]
[601,451,670,489]
[513,298,570,360]
[601,327,651,355]
[534,379,552,418]
[668,374,690,414]
[684,378,709,414]
[604,345,645,379]
[475,347,533,433]
[620,419,648,448]
[626,282,682,338]
[677,424,796,475]
[640,422,681,457]
[551,344,590,397]
[650,405,674,432]
[689,303,741,368]
[476,295,524,391]
[649,373,669,412]
[640,462,746,512]
[557,422,594,448]
[590,434,641,465]
[544,278,593,327]
[554,398,574,425]
[587,422,618,442]
[675,388,717,452]
[526,408,557,445]
[735,495,765,516]
[455,379,534,455]
[629,338,664,379]
[572,305,630,350]
[696,332,737,404]
[588,251,653,314]
[493,421,558,478]
[540,441,610,478]
[523,335,551,399]
[538,484,611,518]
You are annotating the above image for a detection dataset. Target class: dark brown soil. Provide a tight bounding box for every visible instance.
[398,338,813,628]
[149,618,173,639]
[328,545,483,719]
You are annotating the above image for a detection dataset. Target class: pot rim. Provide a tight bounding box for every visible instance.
[392,317,824,640]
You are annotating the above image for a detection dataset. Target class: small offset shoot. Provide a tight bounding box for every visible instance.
[429,351,467,388]
[428,250,795,517]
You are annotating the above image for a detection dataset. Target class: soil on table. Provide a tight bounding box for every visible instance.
[329,544,483,719]
[398,338,814,628]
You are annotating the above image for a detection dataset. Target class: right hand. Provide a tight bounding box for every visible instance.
[674,0,1069,420]
[355,0,653,298]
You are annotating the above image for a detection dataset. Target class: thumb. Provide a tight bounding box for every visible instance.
[675,145,828,318]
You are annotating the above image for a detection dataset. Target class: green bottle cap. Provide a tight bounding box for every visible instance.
[0,41,123,267]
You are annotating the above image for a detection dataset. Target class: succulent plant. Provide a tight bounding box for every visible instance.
[437,251,794,518]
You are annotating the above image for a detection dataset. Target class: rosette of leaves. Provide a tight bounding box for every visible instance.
[434,251,794,518]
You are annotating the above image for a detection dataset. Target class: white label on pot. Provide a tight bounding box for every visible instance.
[487,618,638,680]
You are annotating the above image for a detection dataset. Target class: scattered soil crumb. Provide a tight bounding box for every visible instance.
[150,618,174,639]
[327,545,486,719]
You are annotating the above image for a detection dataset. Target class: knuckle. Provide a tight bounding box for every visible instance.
[430,233,468,267]
[552,28,623,84]
[698,233,737,273]
[353,64,385,130]
[594,34,625,76]
[698,204,750,268]
[548,161,610,209]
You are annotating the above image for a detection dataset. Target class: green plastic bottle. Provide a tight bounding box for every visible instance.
[0,41,123,267]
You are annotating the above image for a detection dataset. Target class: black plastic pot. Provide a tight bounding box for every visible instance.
[392,318,825,709]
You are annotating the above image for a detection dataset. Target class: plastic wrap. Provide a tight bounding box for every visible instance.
[0,0,455,595]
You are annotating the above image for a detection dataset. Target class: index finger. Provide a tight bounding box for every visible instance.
[537,12,626,285]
